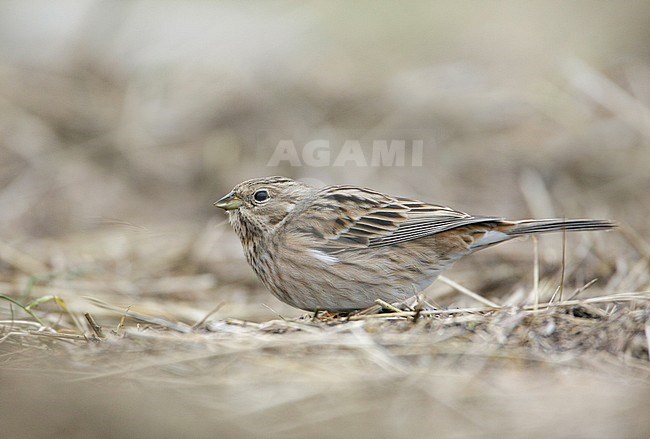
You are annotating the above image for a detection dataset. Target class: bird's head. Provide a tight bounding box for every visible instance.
[214,176,314,236]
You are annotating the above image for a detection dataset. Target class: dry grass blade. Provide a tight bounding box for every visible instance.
[374,299,404,313]
[645,323,650,361]
[568,278,599,301]
[438,275,501,308]
[527,291,650,310]
[84,297,192,333]
[0,294,45,326]
[191,302,225,330]
[559,226,567,301]
[346,291,650,320]
[533,236,540,310]
[564,58,650,138]
[84,313,105,338]
[26,331,87,341]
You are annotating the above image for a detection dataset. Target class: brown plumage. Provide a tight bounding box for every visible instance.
[215,176,615,311]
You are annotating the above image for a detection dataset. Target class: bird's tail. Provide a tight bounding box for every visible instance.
[500,218,616,236]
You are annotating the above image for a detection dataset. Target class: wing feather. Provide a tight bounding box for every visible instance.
[287,186,501,252]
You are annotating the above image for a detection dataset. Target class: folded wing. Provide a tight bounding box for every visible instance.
[287,186,501,252]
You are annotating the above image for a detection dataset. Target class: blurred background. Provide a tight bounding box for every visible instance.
[1,2,650,437]
[1,0,648,319]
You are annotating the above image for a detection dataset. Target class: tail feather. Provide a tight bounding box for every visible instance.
[501,219,616,236]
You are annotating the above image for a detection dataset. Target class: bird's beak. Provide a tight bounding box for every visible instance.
[214,192,243,210]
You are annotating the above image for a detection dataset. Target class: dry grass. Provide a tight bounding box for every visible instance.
[1,239,649,437]
[1,1,650,437]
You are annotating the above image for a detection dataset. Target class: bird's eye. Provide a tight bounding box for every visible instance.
[253,189,269,203]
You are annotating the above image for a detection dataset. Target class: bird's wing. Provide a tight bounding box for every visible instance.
[286,186,501,252]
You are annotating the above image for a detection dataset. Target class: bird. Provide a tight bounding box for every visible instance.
[214,176,615,312]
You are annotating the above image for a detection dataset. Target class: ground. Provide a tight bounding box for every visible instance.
[1,2,650,437]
